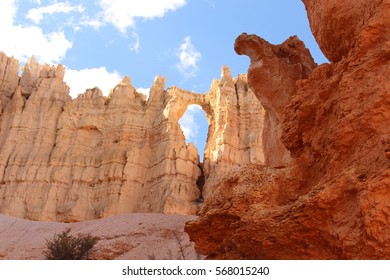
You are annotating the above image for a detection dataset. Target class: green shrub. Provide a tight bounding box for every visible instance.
[44,228,99,260]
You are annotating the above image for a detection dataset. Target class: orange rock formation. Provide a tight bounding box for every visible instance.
[234,34,316,166]
[186,0,390,259]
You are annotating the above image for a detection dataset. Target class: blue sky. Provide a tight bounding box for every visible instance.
[0,0,327,160]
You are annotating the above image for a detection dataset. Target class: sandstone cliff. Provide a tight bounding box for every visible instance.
[0,55,264,222]
[186,0,390,259]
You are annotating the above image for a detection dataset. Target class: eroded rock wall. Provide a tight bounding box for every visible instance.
[202,66,265,198]
[186,1,390,259]
[0,54,264,221]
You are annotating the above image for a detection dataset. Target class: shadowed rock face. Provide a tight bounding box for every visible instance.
[0,55,265,222]
[186,0,390,259]
[234,33,316,167]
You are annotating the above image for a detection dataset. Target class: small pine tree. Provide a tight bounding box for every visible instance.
[44,228,98,260]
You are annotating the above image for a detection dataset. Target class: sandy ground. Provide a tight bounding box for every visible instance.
[0,213,202,260]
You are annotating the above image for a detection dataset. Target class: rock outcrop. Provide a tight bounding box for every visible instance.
[234,34,316,167]
[302,0,390,63]
[0,54,264,222]
[186,0,390,259]
[202,66,265,198]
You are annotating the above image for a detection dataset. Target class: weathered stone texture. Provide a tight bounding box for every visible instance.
[202,66,265,198]
[235,34,316,167]
[0,55,264,222]
[186,0,390,259]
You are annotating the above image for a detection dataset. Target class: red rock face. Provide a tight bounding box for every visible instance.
[234,34,316,167]
[186,0,390,259]
[303,0,390,62]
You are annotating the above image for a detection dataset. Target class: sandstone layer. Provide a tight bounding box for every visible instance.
[0,55,264,221]
[186,0,390,259]
[0,213,200,260]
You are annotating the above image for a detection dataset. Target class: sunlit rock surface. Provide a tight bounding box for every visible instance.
[0,54,264,221]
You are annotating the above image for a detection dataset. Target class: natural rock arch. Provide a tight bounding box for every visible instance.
[0,55,265,221]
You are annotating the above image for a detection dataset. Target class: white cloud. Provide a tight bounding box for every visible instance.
[0,0,72,64]
[65,69,151,100]
[29,0,41,5]
[0,0,17,26]
[80,16,102,30]
[179,105,202,141]
[128,32,141,53]
[27,2,85,24]
[136,88,150,99]
[64,67,122,98]
[176,36,201,79]
[98,0,187,33]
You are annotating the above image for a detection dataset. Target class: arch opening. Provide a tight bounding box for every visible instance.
[178,104,209,163]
